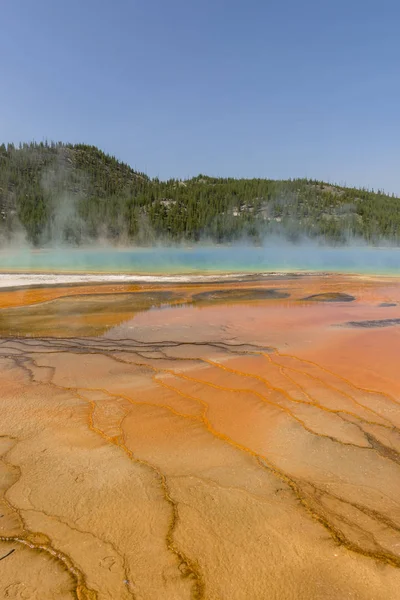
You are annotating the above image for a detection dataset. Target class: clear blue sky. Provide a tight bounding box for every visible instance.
[1,0,399,193]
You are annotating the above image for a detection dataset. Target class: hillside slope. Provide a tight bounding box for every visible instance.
[0,142,399,245]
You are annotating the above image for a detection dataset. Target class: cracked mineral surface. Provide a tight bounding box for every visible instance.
[1,274,400,599]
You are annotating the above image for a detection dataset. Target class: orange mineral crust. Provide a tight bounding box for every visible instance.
[1,274,400,599]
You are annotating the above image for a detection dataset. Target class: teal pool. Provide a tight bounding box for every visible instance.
[0,245,399,275]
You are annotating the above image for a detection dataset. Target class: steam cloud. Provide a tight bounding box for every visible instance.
[0,147,399,276]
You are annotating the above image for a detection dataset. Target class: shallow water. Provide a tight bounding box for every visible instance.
[1,275,400,599]
[1,245,400,275]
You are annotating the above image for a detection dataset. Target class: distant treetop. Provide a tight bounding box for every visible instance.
[0,141,398,246]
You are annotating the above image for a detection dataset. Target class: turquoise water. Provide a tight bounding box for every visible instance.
[0,246,399,275]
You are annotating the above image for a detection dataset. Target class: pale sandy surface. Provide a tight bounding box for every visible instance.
[0,270,396,290]
[1,276,400,599]
[0,272,255,288]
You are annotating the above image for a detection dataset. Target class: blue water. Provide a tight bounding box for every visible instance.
[0,246,399,275]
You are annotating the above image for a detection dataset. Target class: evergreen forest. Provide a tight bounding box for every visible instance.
[0,141,399,246]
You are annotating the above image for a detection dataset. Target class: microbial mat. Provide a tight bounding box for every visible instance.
[0,274,400,599]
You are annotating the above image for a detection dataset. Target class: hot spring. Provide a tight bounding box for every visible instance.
[0,244,399,275]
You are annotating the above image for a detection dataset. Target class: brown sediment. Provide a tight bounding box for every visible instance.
[1,274,400,598]
[192,288,291,303]
[0,283,144,309]
[301,292,355,302]
[341,318,400,328]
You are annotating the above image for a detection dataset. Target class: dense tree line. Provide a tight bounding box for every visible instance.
[0,141,399,246]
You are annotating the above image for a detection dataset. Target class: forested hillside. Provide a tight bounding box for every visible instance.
[0,141,399,246]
